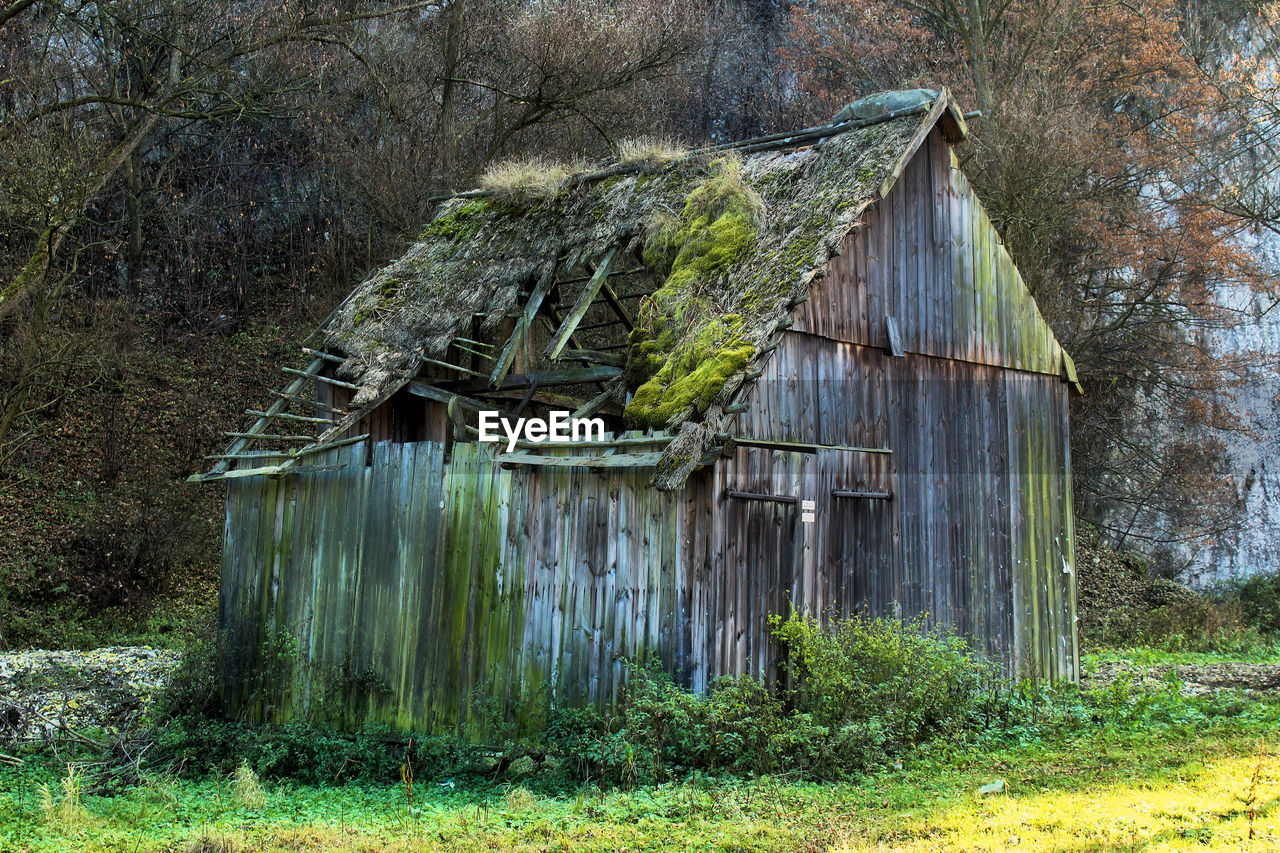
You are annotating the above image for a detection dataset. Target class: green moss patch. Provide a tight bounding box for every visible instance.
[417,200,489,242]
[626,318,755,428]
[624,158,764,427]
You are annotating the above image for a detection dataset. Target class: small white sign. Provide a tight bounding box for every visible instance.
[801,511,816,523]
[801,499,816,511]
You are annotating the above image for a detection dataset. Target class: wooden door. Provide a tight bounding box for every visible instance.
[718,448,809,682]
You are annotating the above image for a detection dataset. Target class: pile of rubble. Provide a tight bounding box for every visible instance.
[0,646,180,742]
[1082,660,1280,696]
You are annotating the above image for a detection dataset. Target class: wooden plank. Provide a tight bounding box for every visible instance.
[546,247,617,360]
[599,281,635,332]
[212,357,325,474]
[283,367,363,390]
[301,347,345,363]
[558,349,626,367]
[458,365,622,393]
[490,266,558,386]
[571,388,616,419]
[406,381,489,412]
[495,451,663,469]
[419,356,487,379]
[274,391,345,414]
[186,462,347,483]
[246,409,332,424]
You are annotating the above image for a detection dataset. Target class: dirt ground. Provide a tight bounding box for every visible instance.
[1081,660,1280,695]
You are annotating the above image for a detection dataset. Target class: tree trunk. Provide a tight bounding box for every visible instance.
[438,0,467,191]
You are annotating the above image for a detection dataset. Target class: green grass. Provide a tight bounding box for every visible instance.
[3,686,1277,852]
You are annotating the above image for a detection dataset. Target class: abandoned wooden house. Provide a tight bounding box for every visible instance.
[193,89,1080,732]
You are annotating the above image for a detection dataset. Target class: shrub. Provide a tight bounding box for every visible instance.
[150,623,224,723]
[1235,571,1280,636]
[772,613,991,775]
[544,616,992,784]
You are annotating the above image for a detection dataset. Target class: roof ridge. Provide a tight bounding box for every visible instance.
[426,91,972,206]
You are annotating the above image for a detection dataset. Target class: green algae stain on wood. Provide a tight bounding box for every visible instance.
[221,440,690,737]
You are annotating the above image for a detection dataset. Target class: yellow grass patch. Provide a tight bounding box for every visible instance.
[833,751,1278,852]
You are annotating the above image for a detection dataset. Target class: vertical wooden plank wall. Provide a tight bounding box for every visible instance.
[221,440,695,733]
[741,123,1076,679]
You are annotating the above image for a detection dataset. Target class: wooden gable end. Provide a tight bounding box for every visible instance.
[791,125,1067,378]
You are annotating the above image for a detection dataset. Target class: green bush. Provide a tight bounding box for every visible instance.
[771,613,991,774]
[1235,571,1280,636]
[544,615,993,783]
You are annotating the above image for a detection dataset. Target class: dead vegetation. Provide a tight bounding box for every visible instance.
[479,157,583,201]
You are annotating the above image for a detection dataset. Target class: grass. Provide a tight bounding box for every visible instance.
[2,687,1277,852]
[615,137,689,168]
[478,157,583,201]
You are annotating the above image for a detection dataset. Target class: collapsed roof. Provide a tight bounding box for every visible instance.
[193,90,1006,487]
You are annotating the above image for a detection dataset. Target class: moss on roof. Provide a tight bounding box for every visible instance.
[322,99,933,486]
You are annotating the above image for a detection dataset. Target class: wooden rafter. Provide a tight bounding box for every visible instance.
[598,280,634,331]
[489,265,558,387]
[209,355,325,475]
[455,365,621,394]
[571,388,617,419]
[406,381,489,412]
[282,366,361,390]
[546,246,617,361]
[559,348,625,367]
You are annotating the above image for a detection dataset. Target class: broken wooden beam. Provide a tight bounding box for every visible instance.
[301,347,345,363]
[282,367,362,390]
[290,433,370,458]
[245,409,333,424]
[546,247,617,361]
[599,281,635,331]
[571,388,618,419]
[451,365,622,394]
[552,266,646,286]
[213,356,325,474]
[420,355,487,378]
[559,348,626,367]
[186,463,349,484]
[274,391,345,414]
[490,265,558,387]
[407,381,489,411]
[495,451,663,469]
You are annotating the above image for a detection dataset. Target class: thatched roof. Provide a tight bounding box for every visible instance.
[191,89,972,487]
[312,90,968,487]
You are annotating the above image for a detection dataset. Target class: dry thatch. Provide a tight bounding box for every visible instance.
[322,90,958,487]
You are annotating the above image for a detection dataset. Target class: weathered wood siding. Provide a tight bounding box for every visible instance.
[793,127,1066,377]
[223,440,692,731]
[735,124,1077,680]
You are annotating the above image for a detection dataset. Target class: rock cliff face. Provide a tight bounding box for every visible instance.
[1148,219,1280,585]
[1185,274,1280,584]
